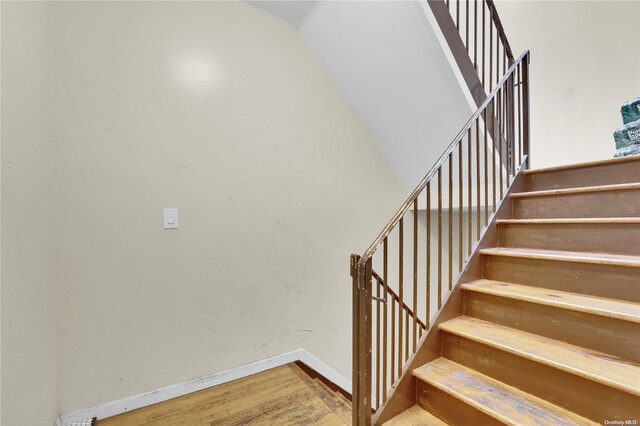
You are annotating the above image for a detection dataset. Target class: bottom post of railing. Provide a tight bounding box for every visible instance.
[351,254,372,425]
[351,254,360,425]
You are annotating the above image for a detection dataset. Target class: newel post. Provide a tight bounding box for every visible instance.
[351,254,372,425]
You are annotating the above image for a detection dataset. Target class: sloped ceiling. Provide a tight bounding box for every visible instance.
[244,1,321,27]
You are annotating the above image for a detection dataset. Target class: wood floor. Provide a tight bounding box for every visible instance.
[97,363,351,425]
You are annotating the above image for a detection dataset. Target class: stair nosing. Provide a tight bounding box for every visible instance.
[384,405,447,426]
[523,156,640,175]
[439,316,640,396]
[510,182,640,198]
[413,358,598,426]
[461,279,640,323]
[496,218,640,225]
[480,247,640,268]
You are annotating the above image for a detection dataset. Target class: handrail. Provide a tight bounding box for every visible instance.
[352,45,531,425]
[352,2,529,423]
[429,0,516,106]
[485,0,514,62]
[357,50,529,269]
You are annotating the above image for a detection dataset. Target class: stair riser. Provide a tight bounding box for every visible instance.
[525,161,640,191]
[442,333,640,423]
[415,381,503,426]
[464,292,640,362]
[512,189,640,218]
[482,255,640,302]
[498,223,640,255]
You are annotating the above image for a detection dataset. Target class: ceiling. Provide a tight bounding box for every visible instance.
[244,1,321,27]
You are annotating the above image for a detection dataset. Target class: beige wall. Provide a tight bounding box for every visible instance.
[1,2,58,425]
[498,0,640,169]
[48,0,405,414]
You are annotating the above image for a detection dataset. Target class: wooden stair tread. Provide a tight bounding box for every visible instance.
[511,182,640,198]
[287,363,351,423]
[480,247,640,267]
[413,358,597,426]
[523,155,640,175]
[311,377,351,413]
[461,280,640,323]
[440,316,640,396]
[383,405,447,425]
[497,217,640,224]
[335,390,351,406]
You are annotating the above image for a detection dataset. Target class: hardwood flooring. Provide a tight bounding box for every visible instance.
[97,363,351,425]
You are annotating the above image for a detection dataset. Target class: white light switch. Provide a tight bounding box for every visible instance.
[163,208,179,229]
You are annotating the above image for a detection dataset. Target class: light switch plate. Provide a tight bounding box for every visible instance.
[163,208,179,229]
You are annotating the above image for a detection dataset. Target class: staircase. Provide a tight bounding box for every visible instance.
[350,1,640,424]
[383,156,640,425]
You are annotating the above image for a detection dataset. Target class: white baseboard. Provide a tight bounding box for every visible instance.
[55,348,351,426]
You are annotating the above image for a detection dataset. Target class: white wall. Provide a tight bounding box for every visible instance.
[299,0,474,192]
[497,0,640,168]
[48,0,405,415]
[1,2,58,425]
